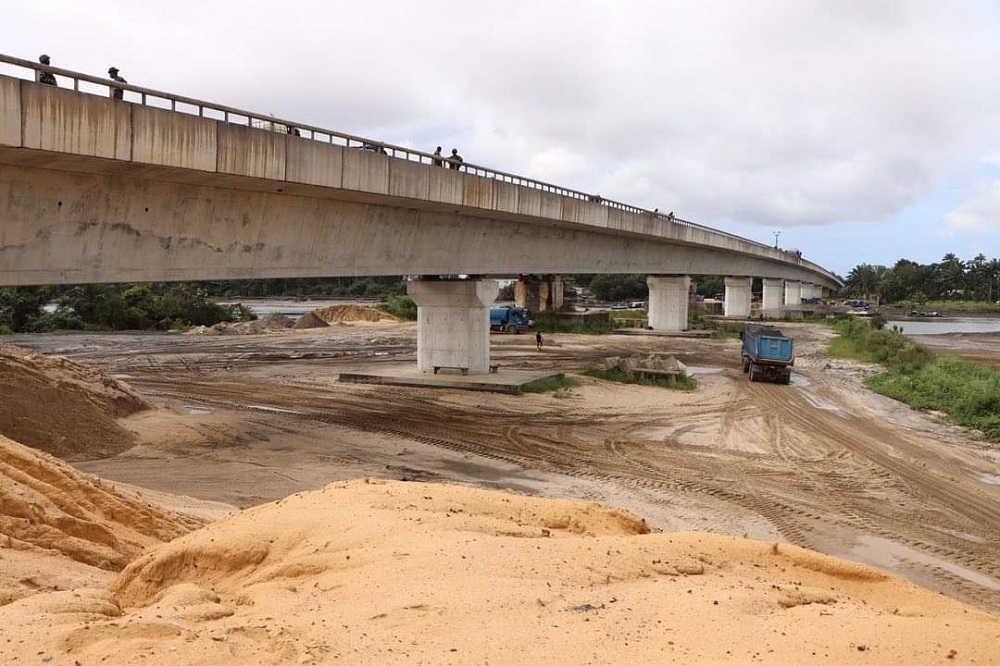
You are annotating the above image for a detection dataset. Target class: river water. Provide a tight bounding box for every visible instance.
[885,317,1000,335]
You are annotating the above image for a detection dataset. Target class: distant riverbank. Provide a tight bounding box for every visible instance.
[217,298,382,319]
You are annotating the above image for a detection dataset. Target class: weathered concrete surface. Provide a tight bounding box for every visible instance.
[0,74,844,289]
[762,278,784,315]
[784,280,802,306]
[724,276,752,318]
[647,275,691,331]
[407,279,498,374]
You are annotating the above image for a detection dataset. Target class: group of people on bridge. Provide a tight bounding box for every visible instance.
[432,146,464,170]
[36,54,126,99]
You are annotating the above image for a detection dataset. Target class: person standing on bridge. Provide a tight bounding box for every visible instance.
[37,55,57,86]
[108,66,126,100]
[432,146,443,167]
[448,148,463,170]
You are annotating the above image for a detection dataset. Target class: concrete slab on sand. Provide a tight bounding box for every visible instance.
[339,364,563,394]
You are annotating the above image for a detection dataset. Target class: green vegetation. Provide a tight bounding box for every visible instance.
[0,283,250,333]
[704,320,746,339]
[842,253,1000,304]
[520,375,581,394]
[583,367,697,391]
[532,312,616,334]
[826,316,1000,440]
[189,276,407,300]
[378,295,417,321]
[582,274,648,302]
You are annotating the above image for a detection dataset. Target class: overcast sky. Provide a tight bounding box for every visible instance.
[6,0,1000,277]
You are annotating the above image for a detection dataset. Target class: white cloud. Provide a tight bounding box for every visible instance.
[947,181,1000,231]
[5,0,1000,238]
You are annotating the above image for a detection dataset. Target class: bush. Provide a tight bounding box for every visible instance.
[828,316,1000,440]
[379,295,417,321]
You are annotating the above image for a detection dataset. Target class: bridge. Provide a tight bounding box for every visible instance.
[0,54,842,374]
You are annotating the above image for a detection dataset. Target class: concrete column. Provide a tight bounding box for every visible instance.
[784,280,802,306]
[761,278,783,316]
[723,276,752,318]
[515,274,564,312]
[406,278,498,374]
[647,275,690,331]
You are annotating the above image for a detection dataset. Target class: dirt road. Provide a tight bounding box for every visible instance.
[12,322,1000,613]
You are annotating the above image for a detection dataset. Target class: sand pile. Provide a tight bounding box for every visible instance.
[0,435,202,604]
[0,345,147,459]
[291,310,329,329]
[1,478,995,665]
[187,313,295,336]
[311,304,401,323]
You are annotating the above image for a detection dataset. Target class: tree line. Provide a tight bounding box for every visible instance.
[0,277,408,334]
[843,253,1000,304]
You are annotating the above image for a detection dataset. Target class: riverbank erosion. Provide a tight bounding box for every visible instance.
[0,320,998,663]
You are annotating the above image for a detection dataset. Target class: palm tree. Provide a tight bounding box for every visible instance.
[988,258,1000,303]
[844,264,887,302]
[937,253,967,299]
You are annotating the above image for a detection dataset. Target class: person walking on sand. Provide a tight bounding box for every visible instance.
[536,330,543,351]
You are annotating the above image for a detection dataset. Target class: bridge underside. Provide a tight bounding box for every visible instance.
[1,158,818,286]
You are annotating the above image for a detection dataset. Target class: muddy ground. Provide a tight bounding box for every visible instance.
[9,321,1000,614]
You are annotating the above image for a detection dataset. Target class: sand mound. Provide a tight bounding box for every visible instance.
[0,479,988,664]
[311,304,401,323]
[0,435,201,603]
[0,345,147,459]
[291,311,330,329]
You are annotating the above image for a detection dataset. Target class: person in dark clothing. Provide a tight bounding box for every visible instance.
[37,54,57,86]
[432,146,443,167]
[108,66,126,100]
[536,330,543,351]
[448,148,463,170]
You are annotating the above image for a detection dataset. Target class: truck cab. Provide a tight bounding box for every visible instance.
[490,306,531,333]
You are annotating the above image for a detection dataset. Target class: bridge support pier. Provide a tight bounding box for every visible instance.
[784,280,802,306]
[761,278,784,317]
[723,276,752,318]
[647,275,690,331]
[515,274,564,313]
[406,278,498,375]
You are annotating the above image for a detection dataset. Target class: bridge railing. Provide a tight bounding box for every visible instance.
[0,53,840,285]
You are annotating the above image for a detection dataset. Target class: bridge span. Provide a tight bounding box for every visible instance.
[0,54,842,374]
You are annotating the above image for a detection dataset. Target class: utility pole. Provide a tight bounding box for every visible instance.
[773,231,781,248]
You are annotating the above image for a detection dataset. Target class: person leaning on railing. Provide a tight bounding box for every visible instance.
[108,66,126,100]
[37,54,57,86]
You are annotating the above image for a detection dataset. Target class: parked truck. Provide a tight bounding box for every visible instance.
[490,306,532,333]
[740,323,794,384]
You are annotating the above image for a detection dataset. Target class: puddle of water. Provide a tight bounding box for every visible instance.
[798,389,843,413]
[246,404,304,415]
[980,474,1000,485]
[852,535,1000,591]
[683,365,723,376]
[183,406,212,415]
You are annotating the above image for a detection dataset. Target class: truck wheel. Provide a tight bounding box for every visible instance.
[742,357,750,373]
[748,364,756,382]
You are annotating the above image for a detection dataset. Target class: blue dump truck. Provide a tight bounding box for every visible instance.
[740,323,794,384]
[490,306,532,333]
